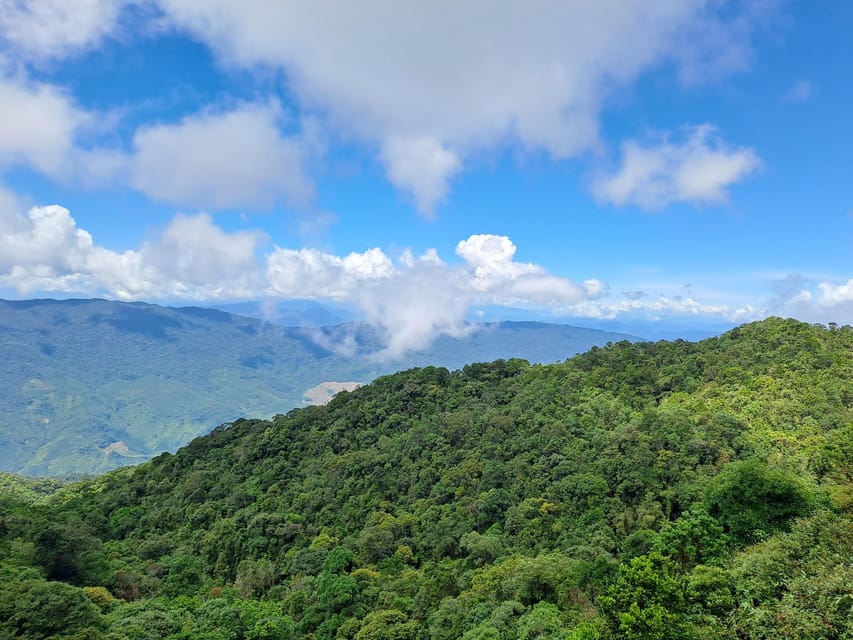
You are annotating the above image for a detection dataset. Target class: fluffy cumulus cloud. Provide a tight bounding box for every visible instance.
[0,75,89,177]
[267,247,394,300]
[818,279,853,305]
[0,205,266,299]
[151,0,765,214]
[381,137,462,216]
[456,234,597,305]
[0,74,314,211]
[129,102,314,210]
[0,205,96,291]
[137,213,266,295]
[355,255,475,359]
[0,9,316,213]
[2,199,850,355]
[267,233,601,358]
[791,277,853,325]
[592,125,761,210]
[0,69,134,192]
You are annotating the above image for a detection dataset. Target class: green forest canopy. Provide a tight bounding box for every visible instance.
[1,317,851,639]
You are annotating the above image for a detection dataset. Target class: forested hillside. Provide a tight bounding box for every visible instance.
[1,318,851,639]
[0,298,636,475]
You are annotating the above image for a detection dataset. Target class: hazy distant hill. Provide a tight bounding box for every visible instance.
[0,299,639,475]
[212,299,351,327]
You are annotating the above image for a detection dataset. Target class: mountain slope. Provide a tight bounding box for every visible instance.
[0,317,849,639]
[0,298,639,475]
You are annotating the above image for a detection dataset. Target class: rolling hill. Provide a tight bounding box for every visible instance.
[0,317,849,639]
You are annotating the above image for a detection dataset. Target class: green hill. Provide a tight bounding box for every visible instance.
[0,298,638,475]
[0,317,850,639]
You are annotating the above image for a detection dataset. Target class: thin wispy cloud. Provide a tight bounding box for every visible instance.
[783,80,814,103]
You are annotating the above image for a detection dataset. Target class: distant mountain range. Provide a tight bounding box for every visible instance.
[212,299,352,327]
[0,298,640,475]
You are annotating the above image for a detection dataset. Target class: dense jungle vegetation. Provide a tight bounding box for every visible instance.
[1,317,851,639]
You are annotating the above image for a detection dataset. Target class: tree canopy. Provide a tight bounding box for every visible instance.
[1,317,850,639]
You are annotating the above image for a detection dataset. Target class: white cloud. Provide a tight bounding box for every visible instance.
[592,125,761,210]
[457,234,539,282]
[0,75,88,177]
[0,204,97,292]
[2,202,850,352]
[130,102,313,210]
[0,2,771,214]
[83,246,152,300]
[811,279,853,325]
[739,273,853,325]
[0,205,266,300]
[583,279,609,299]
[0,181,20,216]
[0,0,126,61]
[0,84,315,212]
[140,212,266,289]
[568,295,758,323]
[381,136,461,216]
[0,204,91,270]
[456,234,588,305]
[356,257,474,359]
[818,279,853,305]
[267,247,394,300]
[153,0,768,214]
[268,233,596,358]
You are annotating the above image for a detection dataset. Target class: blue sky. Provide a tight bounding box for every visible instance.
[0,1,850,352]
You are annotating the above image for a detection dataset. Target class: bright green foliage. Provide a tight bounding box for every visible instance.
[353,609,419,640]
[0,318,850,639]
[83,585,117,612]
[705,459,816,544]
[0,578,102,639]
[516,602,568,639]
[654,510,729,570]
[728,511,853,639]
[0,473,64,501]
[104,599,186,639]
[599,552,691,640]
[160,555,205,597]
